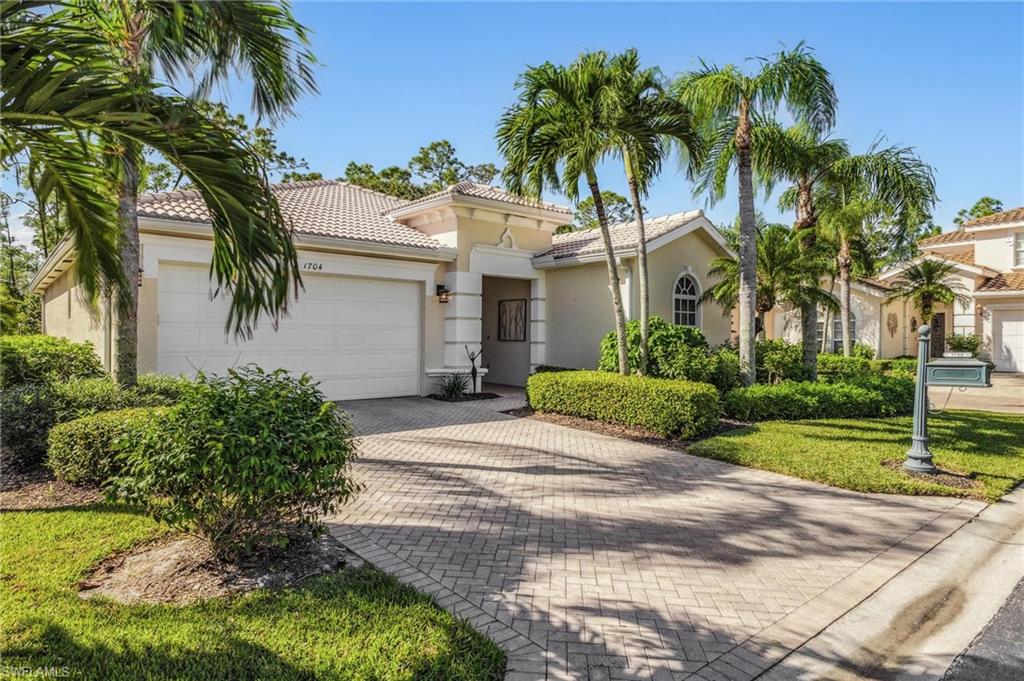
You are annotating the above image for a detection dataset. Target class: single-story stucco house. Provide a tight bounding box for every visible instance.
[766,206,1024,372]
[30,180,733,400]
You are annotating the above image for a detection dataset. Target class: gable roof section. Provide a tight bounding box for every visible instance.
[917,230,974,247]
[138,180,443,251]
[963,206,1024,229]
[536,210,722,263]
[976,272,1024,294]
[388,181,571,218]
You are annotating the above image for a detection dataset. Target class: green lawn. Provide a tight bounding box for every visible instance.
[690,410,1024,501]
[0,504,504,681]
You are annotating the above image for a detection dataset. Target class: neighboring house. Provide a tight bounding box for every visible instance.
[31,180,733,399]
[766,206,1024,372]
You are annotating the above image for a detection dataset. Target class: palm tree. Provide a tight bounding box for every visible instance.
[701,219,835,337]
[67,0,316,386]
[760,124,936,367]
[3,3,301,369]
[608,49,702,375]
[497,52,631,374]
[886,260,968,325]
[675,43,837,385]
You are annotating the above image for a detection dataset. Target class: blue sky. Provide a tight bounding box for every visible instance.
[8,2,1022,243]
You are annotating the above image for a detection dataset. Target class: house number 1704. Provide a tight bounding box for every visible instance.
[303,262,324,271]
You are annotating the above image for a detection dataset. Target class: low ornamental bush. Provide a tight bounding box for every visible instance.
[597,316,740,393]
[134,373,194,402]
[851,342,876,360]
[946,333,981,355]
[527,370,720,439]
[1,378,177,470]
[47,407,169,485]
[817,353,873,377]
[723,374,915,421]
[755,340,808,384]
[0,335,104,388]
[110,366,360,559]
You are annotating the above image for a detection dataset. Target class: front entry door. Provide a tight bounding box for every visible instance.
[930,313,946,358]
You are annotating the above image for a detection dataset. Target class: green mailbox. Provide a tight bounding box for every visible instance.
[926,356,992,388]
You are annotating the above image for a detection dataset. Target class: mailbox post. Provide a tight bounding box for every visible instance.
[905,325,936,473]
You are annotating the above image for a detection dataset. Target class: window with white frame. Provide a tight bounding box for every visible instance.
[1015,232,1024,267]
[673,275,700,326]
[831,318,856,353]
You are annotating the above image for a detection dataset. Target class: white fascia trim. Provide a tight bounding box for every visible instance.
[920,240,974,250]
[973,290,1024,299]
[532,248,636,270]
[965,220,1024,232]
[851,281,888,298]
[389,193,571,226]
[140,217,456,262]
[471,243,536,259]
[29,234,75,292]
[877,254,997,280]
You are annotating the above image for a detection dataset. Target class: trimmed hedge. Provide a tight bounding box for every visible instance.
[0,335,104,388]
[723,374,915,421]
[756,340,808,384]
[135,373,194,402]
[47,407,169,485]
[817,354,921,378]
[1,378,176,470]
[527,370,719,438]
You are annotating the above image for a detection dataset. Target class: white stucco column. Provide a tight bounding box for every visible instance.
[441,271,486,390]
[530,274,547,370]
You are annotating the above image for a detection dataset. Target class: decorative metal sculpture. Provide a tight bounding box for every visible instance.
[465,345,481,395]
[887,312,898,338]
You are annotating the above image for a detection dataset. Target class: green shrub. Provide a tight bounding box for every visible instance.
[527,370,719,438]
[110,366,360,559]
[598,317,740,393]
[532,364,577,374]
[0,378,175,470]
[887,357,919,374]
[47,407,168,485]
[434,372,469,399]
[946,333,981,355]
[756,339,808,384]
[851,343,876,360]
[0,335,104,387]
[817,353,873,377]
[723,374,915,421]
[134,373,193,402]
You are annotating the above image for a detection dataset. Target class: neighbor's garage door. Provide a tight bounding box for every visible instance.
[993,309,1024,372]
[157,263,421,400]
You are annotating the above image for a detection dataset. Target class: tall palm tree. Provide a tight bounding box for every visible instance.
[674,43,837,385]
[701,219,835,337]
[886,259,968,324]
[608,49,702,375]
[497,52,631,374]
[68,0,316,386]
[764,126,936,361]
[3,2,300,364]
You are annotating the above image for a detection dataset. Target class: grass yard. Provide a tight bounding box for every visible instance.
[689,410,1024,502]
[0,504,504,681]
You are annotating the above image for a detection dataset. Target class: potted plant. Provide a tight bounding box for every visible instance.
[945,333,980,358]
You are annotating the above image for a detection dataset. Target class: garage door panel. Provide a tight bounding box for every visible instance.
[158,264,421,400]
[995,313,1024,372]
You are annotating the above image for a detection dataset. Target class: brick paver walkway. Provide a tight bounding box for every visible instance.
[329,396,985,681]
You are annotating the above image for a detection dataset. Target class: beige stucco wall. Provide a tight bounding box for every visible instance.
[455,218,553,271]
[480,276,532,386]
[544,230,731,370]
[41,267,110,370]
[973,227,1022,271]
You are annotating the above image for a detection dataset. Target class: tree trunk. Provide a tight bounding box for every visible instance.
[839,237,852,357]
[794,180,818,379]
[820,277,836,353]
[625,153,649,376]
[587,169,629,375]
[734,101,757,387]
[920,294,933,324]
[114,151,141,387]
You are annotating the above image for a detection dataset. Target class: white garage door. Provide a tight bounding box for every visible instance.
[993,310,1024,372]
[158,263,421,400]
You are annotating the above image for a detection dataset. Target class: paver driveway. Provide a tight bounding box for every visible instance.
[328,396,984,681]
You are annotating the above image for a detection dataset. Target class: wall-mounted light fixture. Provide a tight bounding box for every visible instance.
[435,284,452,304]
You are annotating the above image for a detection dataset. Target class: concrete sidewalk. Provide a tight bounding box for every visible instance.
[928,373,1024,414]
[761,485,1024,680]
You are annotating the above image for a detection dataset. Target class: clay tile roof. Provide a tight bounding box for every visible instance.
[393,182,571,215]
[977,272,1024,293]
[857,276,892,291]
[963,206,1024,228]
[917,230,974,246]
[945,250,976,266]
[539,210,705,260]
[137,180,443,251]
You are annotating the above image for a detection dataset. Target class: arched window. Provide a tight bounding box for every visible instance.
[673,275,700,327]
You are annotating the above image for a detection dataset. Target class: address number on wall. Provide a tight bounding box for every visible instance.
[302,261,325,271]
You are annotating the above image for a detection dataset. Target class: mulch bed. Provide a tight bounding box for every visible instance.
[503,406,746,450]
[0,468,102,511]
[430,392,499,402]
[882,460,981,491]
[79,532,364,605]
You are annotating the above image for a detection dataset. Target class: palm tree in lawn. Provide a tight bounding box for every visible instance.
[608,49,703,375]
[886,260,969,325]
[701,218,835,339]
[674,43,837,386]
[3,3,301,365]
[497,52,632,374]
[67,0,316,386]
[759,123,936,366]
